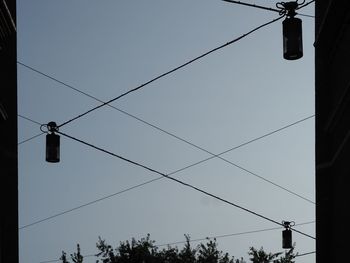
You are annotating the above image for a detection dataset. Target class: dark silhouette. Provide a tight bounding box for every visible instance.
[316,1,350,263]
[59,234,297,263]
[0,0,18,262]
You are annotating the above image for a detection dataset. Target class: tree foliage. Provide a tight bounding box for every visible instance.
[60,235,297,263]
[248,245,297,263]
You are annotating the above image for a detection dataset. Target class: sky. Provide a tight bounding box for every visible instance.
[17,1,315,262]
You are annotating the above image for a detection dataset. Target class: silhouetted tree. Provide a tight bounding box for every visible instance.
[178,235,196,263]
[273,246,297,263]
[247,244,297,263]
[60,244,83,263]
[197,238,236,263]
[248,247,281,263]
[60,235,296,263]
[71,244,83,263]
[60,251,68,263]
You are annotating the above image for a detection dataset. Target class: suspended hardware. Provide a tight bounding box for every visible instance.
[45,121,60,163]
[283,16,303,60]
[282,220,295,249]
[278,1,303,60]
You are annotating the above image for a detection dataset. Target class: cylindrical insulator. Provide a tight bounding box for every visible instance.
[282,229,292,249]
[46,132,60,163]
[283,17,303,60]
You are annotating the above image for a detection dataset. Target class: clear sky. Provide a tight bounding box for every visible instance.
[17,1,315,262]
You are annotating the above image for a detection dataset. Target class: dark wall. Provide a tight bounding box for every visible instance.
[0,0,18,262]
[315,1,350,262]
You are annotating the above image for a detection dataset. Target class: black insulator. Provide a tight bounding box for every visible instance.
[283,17,303,60]
[46,132,60,163]
[282,228,292,249]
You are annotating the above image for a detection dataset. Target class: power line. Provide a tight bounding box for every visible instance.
[37,220,315,263]
[18,114,42,125]
[17,61,99,102]
[295,251,315,257]
[18,132,43,145]
[157,221,315,247]
[18,3,315,261]
[17,62,315,204]
[16,4,313,144]
[18,112,314,231]
[18,113,314,230]
[53,15,284,129]
[55,130,316,240]
[17,114,44,145]
[221,0,315,18]
[17,15,313,206]
[17,12,314,231]
[221,0,280,13]
[16,75,315,203]
[297,0,315,10]
[19,176,162,230]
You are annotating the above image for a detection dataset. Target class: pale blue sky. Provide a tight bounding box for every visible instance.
[17,1,315,262]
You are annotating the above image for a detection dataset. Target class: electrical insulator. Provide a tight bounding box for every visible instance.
[282,220,294,249]
[282,228,292,249]
[283,16,303,60]
[45,122,60,163]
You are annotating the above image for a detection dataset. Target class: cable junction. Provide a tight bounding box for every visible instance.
[18,1,314,234]
[17,14,315,205]
[18,110,315,204]
[222,0,315,18]
[18,113,315,229]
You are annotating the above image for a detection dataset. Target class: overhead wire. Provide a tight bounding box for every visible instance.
[48,130,315,240]
[16,64,315,204]
[19,0,314,236]
[37,220,315,263]
[295,251,316,257]
[17,114,45,144]
[17,10,313,205]
[53,15,285,129]
[18,113,42,125]
[19,175,162,230]
[17,12,313,206]
[297,0,315,10]
[18,2,316,261]
[157,220,315,247]
[221,0,280,13]
[221,0,315,18]
[18,132,43,145]
[18,112,314,230]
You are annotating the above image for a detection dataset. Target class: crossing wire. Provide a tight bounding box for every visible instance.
[18,2,313,232]
[18,113,314,231]
[54,130,316,240]
[16,70,315,204]
[55,15,285,129]
[17,15,313,206]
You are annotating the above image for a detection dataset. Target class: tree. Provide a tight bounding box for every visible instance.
[60,235,296,263]
[273,246,297,263]
[178,235,196,263]
[60,244,83,263]
[197,238,235,263]
[247,245,297,263]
